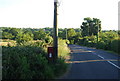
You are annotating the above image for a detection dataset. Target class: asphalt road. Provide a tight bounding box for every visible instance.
[61,44,120,80]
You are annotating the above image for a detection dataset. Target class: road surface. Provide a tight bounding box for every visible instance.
[61,44,120,80]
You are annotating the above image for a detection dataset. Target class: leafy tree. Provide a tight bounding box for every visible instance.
[67,28,76,39]
[33,29,47,40]
[8,28,20,39]
[2,27,10,32]
[81,17,101,37]
[44,27,53,36]
[66,28,76,44]
[16,33,33,44]
[23,29,34,39]
[45,36,53,44]
[99,31,118,42]
[2,32,14,39]
[58,29,66,39]
[73,32,82,44]
[118,30,120,36]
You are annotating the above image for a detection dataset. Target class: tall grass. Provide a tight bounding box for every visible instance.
[58,39,70,59]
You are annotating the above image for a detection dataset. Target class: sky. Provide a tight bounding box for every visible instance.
[0,0,119,30]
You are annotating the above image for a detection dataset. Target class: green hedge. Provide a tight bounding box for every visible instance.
[111,40,119,54]
[77,36,120,55]
[97,39,120,54]
[2,46,68,79]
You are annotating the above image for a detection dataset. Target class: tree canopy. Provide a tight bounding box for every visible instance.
[80,17,101,37]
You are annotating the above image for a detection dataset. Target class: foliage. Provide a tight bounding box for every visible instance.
[44,36,53,44]
[2,32,14,39]
[2,46,54,79]
[1,27,71,79]
[111,39,120,54]
[81,17,101,37]
[82,36,97,47]
[67,28,76,39]
[58,29,66,39]
[2,27,20,40]
[44,27,53,36]
[73,32,82,44]
[16,33,33,44]
[66,28,76,44]
[58,39,70,58]
[1,27,53,42]
[33,29,47,40]
[2,44,69,79]
[1,27,119,54]
[76,30,120,54]
[8,28,20,39]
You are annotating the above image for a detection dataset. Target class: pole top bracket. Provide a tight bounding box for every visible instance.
[54,0,58,2]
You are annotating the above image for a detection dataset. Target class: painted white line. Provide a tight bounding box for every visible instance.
[107,61,120,69]
[96,54,120,69]
[98,55,104,59]
[91,51,120,69]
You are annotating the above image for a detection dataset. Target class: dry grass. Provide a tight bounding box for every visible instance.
[58,39,70,59]
[0,39,16,46]
[0,42,8,46]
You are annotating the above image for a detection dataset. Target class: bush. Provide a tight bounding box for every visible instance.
[16,40,46,48]
[16,33,33,44]
[2,46,54,79]
[2,44,69,79]
[97,41,106,49]
[45,36,53,44]
[111,39,120,54]
[76,31,120,55]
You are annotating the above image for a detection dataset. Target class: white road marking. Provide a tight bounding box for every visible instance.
[107,61,120,69]
[92,52,120,69]
[97,55,104,59]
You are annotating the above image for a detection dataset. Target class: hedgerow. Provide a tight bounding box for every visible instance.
[2,46,69,79]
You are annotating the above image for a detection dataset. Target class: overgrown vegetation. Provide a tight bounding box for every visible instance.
[1,27,70,79]
[2,40,70,79]
[3,46,54,79]
[58,39,70,58]
[76,33,119,54]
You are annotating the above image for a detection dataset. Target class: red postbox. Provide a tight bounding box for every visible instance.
[48,47,54,61]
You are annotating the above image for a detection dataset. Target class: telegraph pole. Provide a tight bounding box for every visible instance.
[97,21,99,49]
[53,0,58,60]
[66,28,67,40]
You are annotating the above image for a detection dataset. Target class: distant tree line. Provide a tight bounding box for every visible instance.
[1,17,120,53]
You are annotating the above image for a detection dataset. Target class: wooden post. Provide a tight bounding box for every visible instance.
[53,0,58,60]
